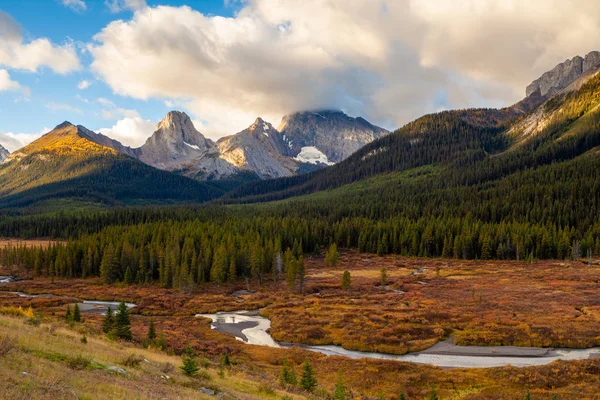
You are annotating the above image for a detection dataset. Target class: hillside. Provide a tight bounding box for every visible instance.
[0,122,223,209]
[224,58,600,206]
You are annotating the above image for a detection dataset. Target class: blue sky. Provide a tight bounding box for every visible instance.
[0,0,239,150]
[0,0,596,152]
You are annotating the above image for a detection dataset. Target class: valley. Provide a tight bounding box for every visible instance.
[1,252,600,398]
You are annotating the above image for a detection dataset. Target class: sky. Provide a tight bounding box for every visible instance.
[0,0,599,152]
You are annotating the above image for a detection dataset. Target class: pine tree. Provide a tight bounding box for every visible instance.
[399,392,406,400]
[73,303,81,322]
[333,373,349,399]
[103,306,114,334]
[65,305,72,322]
[300,359,317,392]
[325,243,339,267]
[112,301,132,340]
[380,266,387,286]
[221,353,231,366]
[341,270,351,290]
[279,361,297,387]
[180,344,200,376]
[100,244,118,284]
[147,319,157,341]
[124,267,133,285]
[429,387,438,400]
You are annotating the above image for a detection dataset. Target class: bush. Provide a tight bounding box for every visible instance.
[120,353,144,368]
[67,354,91,370]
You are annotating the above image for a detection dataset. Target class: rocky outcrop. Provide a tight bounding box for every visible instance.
[217,118,297,179]
[0,144,8,162]
[277,110,389,163]
[139,111,216,169]
[526,51,600,98]
[137,111,238,180]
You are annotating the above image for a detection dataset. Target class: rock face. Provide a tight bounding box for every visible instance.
[130,110,389,181]
[526,51,600,97]
[217,118,297,179]
[277,110,389,163]
[0,144,9,162]
[139,111,216,170]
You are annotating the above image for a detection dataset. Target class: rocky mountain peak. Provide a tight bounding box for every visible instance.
[277,109,389,163]
[526,51,600,98]
[139,110,215,170]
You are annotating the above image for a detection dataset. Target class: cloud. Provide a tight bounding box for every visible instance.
[0,11,80,74]
[62,0,87,12]
[98,117,155,147]
[45,102,83,115]
[0,127,49,152]
[105,0,146,13]
[0,69,21,92]
[77,79,92,90]
[96,97,140,119]
[89,1,600,137]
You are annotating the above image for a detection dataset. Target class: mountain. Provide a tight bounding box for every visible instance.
[0,122,223,209]
[0,144,9,162]
[526,51,600,97]
[216,118,298,179]
[132,110,388,181]
[278,110,389,163]
[224,51,600,204]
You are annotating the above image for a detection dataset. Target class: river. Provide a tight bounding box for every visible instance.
[198,311,600,368]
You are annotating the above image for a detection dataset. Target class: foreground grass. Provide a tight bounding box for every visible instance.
[0,314,302,400]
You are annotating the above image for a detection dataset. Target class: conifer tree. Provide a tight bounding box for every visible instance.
[341,270,351,290]
[103,306,114,334]
[380,266,387,286]
[300,359,317,392]
[325,243,340,267]
[180,344,200,376]
[333,373,349,400]
[112,301,132,340]
[73,303,81,322]
[147,319,157,341]
[65,305,72,322]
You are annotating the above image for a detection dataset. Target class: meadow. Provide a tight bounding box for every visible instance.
[1,250,600,398]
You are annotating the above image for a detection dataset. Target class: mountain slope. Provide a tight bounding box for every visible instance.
[224,53,600,204]
[133,110,388,181]
[216,118,299,179]
[0,122,223,209]
[278,110,389,163]
[0,144,9,162]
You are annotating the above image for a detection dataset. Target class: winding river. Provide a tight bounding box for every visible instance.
[2,278,599,369]
[198,311,600,368]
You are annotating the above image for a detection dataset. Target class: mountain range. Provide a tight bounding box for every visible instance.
[0,51,599,210]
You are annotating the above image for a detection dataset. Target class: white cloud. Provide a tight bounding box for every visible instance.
[45,102,83,115]
[89,1,600,137]
[96,97,140,119]
[96,97,115,107]
[62,0,87,12]
[0,12,80,74]
[98,117,155,147]
[105,0,146,13]
[77,79,92,90]
[0,127,49,152]
[0,69,21,92]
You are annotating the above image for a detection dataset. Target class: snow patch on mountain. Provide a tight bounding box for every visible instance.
[294,146,334,165]
[184,141,201,151]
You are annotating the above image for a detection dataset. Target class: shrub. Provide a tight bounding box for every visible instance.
[120,353,143,368]
[67,354,91,370]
